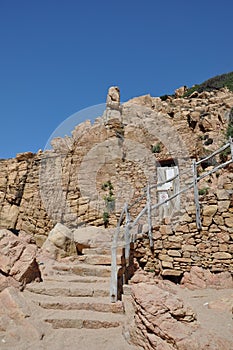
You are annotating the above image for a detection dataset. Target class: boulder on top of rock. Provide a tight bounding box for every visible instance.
[41,223,77,259]
[106,86,120,109]
[175,85,187,97]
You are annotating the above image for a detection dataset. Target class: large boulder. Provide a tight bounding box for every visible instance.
[181,266,233,290]
[0,287,47,348]
[0,229,41,290]
[41,223,77,259]
[73,226,114,253]
[129,279,233,350]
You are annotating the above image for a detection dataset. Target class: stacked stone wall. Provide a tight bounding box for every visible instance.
[135,169,233,275]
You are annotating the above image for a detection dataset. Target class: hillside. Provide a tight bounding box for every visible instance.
[184,71,233,96]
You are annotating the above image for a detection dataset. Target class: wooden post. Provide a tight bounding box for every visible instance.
[110,205,125,303]
[147,183,153,248]
[192,160,202,230]
[124,204,131,263]
[230,137,233,162]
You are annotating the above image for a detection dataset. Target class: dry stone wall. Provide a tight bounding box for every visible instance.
[135,168,233,275]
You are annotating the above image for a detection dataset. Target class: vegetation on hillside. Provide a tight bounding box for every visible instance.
[160,71,233,100]
[183,71,233,97]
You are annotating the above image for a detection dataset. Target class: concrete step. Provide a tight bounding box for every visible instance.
[77,254,121,265]
[24,291,124,314]
[26,280,110,297]
[43,309,124,329]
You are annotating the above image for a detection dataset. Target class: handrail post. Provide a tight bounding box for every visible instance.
[230,136,233,162]
[110,205,125,303]
[124,204,131,263]
[147,183,153,248]
[192,160,202,230]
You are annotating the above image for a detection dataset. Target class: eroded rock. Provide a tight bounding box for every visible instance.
[0,229,41,289]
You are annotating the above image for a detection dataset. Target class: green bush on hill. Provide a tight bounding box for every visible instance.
[183,71,233,97]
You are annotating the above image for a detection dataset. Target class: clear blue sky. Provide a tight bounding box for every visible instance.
[1,0,233,159]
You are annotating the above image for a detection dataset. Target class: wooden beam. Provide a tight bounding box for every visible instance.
[192,160,202,230]
[110,205,126,303]
[230,137,233,162]
[196,142,230,165]
[147,184,153,248]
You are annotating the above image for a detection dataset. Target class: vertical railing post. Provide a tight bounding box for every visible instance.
[229,136,233,162]
[192,160,202,230]
[147,183,153,248]
[110,205,125,303]
[124,204,131,263]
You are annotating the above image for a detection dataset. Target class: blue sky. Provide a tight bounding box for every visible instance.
[0,0,233,159]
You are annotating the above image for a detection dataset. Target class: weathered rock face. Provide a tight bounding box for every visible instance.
[0,87,232,234]
[0,229,41,290]
[181,266,233,289]
[175,85,187,97]
[0,287,46,346]
[127,271,233,350]
[106,86,120,108]
[0,87,232,275]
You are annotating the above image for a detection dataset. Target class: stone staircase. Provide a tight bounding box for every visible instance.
[24,246,139,349]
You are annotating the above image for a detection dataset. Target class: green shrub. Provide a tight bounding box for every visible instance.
[183,71,233,97]
[151,143,161,153]
[103,211,110,227]
[198,187,209,196]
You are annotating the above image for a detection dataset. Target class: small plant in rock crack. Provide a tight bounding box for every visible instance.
[103,211,110,228]
[102,181,115,203]
[102,181,115,226]
[198,187,209,196]
[151,143,161,154]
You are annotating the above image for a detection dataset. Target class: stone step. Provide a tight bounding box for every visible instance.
[77,254,121,265]
[43,274,109,284]
[43,309,124,329]
[82,247,123,256]
[52,263,115,278]
[26,280,110,297]
[41,328,140,350]
[24,291,124,314]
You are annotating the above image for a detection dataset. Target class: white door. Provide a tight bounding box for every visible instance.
[157,166,179,219]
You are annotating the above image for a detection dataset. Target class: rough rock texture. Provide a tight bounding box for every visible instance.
[106,86,120,108]
[41,223,77,259]
[0,286,47,348]
[126,271,233,350]
[0,87,233,275]
[0,87,232,236]
[181,266,233,289]
[0,229,41,289]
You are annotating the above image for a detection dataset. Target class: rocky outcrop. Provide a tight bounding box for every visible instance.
[0,87,232,276]
[0,229,41,291]
[0,87,232,238]
[0,286,47,348]
[181,266,233,290]
[126,270,233,350]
